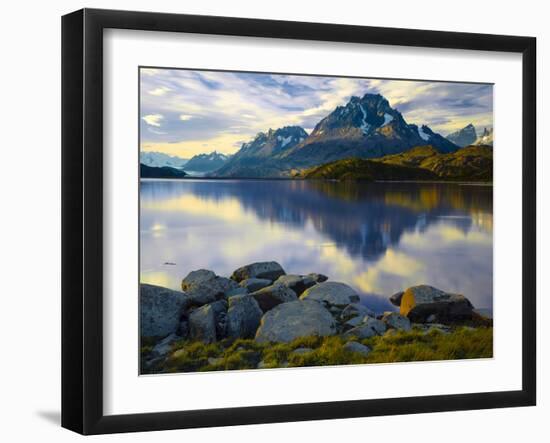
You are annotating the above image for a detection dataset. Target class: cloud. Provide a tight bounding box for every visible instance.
[140,68,493,157]
[142,114,163,127]
[148,86,171,96]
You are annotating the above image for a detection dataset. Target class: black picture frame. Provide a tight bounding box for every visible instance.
[62,8,537,435]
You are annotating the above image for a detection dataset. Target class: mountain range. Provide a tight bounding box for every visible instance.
[446,123,477,147]
[184,151,231,173]
[140,151,188,169]
[213,93,462,177]
[474,127,493,146]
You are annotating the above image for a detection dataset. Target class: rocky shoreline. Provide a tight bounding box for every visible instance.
[140,261,492,373]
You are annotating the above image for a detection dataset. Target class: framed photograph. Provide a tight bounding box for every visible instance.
[62,8,536,435]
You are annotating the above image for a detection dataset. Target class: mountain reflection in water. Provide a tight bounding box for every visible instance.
[140,180,493,313]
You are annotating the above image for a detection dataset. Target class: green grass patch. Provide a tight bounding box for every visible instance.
[141,326,493,374]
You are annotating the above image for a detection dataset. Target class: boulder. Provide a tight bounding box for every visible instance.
[291,347,314,355]
[344,317,386,339]
[340,303,375,322]
[343,316,364,329]
[382,312,412,331]
[226,287,248,297]
[300,282,360,307]
[307,273,329,283]
[181,269,216,290]
[150,333,182,358]
[140,284,188,338]
[255,300,337,343]
[274,274,317,295]
[231,261,286,282]
[389,291,404,307]
[188,304,217,343]
[343,341,371,356]
[239,278,272,292]
[251,284,298,312]
[181,269,238,306]
[400,285,475,323]
[209,299,228,338]
[225,294,263,339]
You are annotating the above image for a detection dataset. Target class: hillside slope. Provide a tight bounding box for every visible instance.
[301,158,438,181]
[301,145,492,181]
[140,163,188,179]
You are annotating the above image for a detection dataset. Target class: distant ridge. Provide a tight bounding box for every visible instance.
[446,124,477,147]
[140,163,188,179]
[216,93,460,177]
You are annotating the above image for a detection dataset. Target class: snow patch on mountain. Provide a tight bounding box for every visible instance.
[418,126,431,141]
[382,113,394,127]
[358,103,371,134]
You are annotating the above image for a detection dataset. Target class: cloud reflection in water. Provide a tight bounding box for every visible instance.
[140,180,492,312]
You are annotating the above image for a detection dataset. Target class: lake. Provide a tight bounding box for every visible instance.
[140,179,493,313]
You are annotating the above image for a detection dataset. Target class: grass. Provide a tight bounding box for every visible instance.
[142,326,493,374]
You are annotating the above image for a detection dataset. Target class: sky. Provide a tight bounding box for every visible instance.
[140,68,493,159]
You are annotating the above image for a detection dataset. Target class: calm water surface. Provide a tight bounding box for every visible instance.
[140,180,493,312]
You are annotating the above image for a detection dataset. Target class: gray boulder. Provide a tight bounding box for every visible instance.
[209,299,228,338]
[251,284,298,312]
[307,273,329,283]
[231,261,286,282]
[181,269,238,306]
[344,317,386,339]
[188,304,217,343]
[274,274,317,295]
[364,316,387,334]
[226,287,248,297]
[389,291,404,307]
[343,316,364,329]
[300,282,360,307]
[140,284,188,338]
[401,285,474,323]
[343,341,371,356]
[340,303,375,322]
[225,294,263,339]
[150,333,182,358]
[255,300,337,343]
[240,278,272,292]
[382,312,412,331]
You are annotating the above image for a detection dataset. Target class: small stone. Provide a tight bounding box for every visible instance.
[382,312,412,331]
[207,357,223,366]
[274,274,316,295]
[307,273,329,283]
[340,303,375,322]
[291,347,313,355]
[240,278,272,292]
[343,316,364,329]
[150,333,182,357]
[343,341,371,356]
